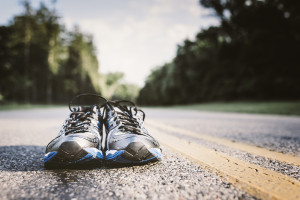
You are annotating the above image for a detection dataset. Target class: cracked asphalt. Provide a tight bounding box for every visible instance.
[1,107,299,199]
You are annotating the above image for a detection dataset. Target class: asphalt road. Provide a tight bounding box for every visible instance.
[144,109,300,156]
[0,107,299,199]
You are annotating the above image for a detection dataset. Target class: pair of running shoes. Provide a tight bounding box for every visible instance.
[44,94,162,168]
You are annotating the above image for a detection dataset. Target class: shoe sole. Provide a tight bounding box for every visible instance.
[105,142,162,165]
[44,141,103,169]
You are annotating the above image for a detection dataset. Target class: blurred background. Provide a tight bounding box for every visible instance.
[0,0,299,111]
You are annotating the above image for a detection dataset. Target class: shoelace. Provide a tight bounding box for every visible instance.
[65,93,108,135]
[105,100,146,135]
[66,93,146,135]
[65,109,96,135]
[68,93,107,112]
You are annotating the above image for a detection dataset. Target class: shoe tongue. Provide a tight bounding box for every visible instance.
[72,105,97,121]
[75,105,96,112]
[76,106,88,112]
[115,105,133,116]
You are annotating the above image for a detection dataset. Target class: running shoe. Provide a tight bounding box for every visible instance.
[44,94,107,168]
[103,100,162,165]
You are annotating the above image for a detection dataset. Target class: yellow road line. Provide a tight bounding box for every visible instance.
[148,126,300,200]
[146,119,300,167]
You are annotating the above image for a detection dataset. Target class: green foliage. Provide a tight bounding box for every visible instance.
[0,2,139,104]
[137,0,300,105]
[0,103,64,111]
[101,72,140,102]
[148,101,300,116]
[105,72,124,86]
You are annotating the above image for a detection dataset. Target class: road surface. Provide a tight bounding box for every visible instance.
[0,107,299,199]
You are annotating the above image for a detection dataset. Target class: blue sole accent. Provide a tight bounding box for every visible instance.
[105,148,162,164]
[84,147,104,159]
[44,151,58,163]
[44,148,162,167]
[44,148,104,168]
[149,148,162,159]
[75,154,93,163]
[105,150,125,160]
[96,152,104,159]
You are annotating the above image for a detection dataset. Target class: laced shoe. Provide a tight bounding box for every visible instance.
[103,100,162,165]
[44,94,107,168]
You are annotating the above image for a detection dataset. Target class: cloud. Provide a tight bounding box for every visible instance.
[61,0,219,86]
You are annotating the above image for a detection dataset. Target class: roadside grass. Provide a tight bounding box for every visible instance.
[2,101,300,116]
[0,103,64,111]
[148,101,300,116]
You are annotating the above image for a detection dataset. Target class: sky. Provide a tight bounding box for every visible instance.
[0,0,219,86]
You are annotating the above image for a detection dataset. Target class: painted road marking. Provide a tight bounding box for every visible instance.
[147,119,300,167]
[147,126,300,200]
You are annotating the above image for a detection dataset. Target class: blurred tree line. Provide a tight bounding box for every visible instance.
[137,0,300,105]
[0,2,139,104]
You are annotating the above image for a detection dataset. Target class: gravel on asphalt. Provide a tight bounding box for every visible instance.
[0,108,257,200]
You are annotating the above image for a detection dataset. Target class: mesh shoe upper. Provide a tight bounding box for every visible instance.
[103,101,160,153]
[44,93,161,167]
[44,94,108,168]
[46,105,102,153]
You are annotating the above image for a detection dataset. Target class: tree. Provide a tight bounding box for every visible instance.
[0,3,100,104]
[138,0,300,105]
